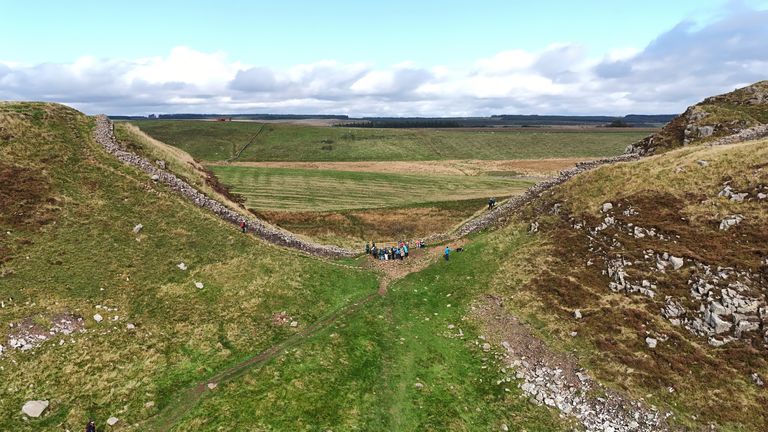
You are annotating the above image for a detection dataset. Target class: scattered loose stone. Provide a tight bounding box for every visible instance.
[290,321,299,327]
[574,309,582,319]
[151,174,160,181]
[601,202,614,213]
[22,400,49,418]
[194,281,204,289]
[93,314,103,323]
[645,337,658,349]
[126,323,135,330]
[482,342,491,352]
[752,373,764,387]
[132,223,143,234]
[107,416,119,426]
[719,214,744,230]
[177,262,187,270]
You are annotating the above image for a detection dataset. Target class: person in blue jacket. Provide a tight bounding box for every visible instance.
[444,246,451,261]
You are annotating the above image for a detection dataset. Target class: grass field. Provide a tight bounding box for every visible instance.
[208,165,532,212]
[134,120,652,162]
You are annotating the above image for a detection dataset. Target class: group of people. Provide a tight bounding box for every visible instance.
[366,240,423,261]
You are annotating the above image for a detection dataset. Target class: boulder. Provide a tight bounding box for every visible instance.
[414,382,424,390]
[482,343,491,352]
[151,174,160,181]
[601,203,613,213]
[93,313,103,323]
[668,255,684,270]
[290,321,298,328]
[132,224,143,234]
[573,309,582,319]
[207,382,218,390]
[645,337,658,349]
[21,400,49,418]
[177,262,187,270]
[194,281,204,289]
[719,215,744,230]
[107,416,119,426]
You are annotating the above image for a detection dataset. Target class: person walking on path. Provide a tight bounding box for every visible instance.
[240,221,247,233]
[365,242,371,254]
[444,246,451,261]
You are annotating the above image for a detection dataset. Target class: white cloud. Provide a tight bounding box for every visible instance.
[1,6,766,116]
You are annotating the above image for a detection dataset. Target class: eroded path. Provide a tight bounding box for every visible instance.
[143,243,460,431]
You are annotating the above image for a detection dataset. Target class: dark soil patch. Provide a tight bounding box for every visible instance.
[0,162,54,227]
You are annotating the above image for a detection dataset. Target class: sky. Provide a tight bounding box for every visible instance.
[1,0,767,116]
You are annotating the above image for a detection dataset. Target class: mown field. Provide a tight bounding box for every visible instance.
[134,120,652,162]
[209,165,532,212]
[0,103,567,431]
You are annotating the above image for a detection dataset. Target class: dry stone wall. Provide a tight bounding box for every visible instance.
[93,115,355,258]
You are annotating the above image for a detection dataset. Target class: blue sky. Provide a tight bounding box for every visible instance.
[1,0,767,115]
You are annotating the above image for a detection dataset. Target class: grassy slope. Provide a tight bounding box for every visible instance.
[0,103,378,431]
[134,120,650,162]
[209,165,532,212]
[171,234,567,431]
[477,139,768,430]
[254,198,489,249]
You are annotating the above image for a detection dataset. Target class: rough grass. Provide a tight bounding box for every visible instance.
[0,103,379,431]
[473,138,768,430]
[134,120,650,162]
[254,198,489,248]
[169,235,568,431]
[208,165,532,212]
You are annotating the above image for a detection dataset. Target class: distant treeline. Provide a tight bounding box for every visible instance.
[110,114,350,120]
[334,114,675,128]
[109,113,676,128]
[334,119,463,128]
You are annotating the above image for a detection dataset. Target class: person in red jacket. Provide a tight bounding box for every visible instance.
[240,221,247,233]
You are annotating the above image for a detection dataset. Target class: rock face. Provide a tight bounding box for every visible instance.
[92,116,355,258]
[22,400,49,418]
[626,81,768,155]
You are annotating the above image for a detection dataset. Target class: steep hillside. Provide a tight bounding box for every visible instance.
[0,103,378,430]
[627,81,768,155]
[477,137,768,429]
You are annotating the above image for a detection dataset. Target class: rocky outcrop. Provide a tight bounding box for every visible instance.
[626,81,768,155]
[92,115,355,258]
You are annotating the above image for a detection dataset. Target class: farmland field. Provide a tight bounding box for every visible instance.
[134,120,652,162]
[127,120,652,246]
[209,165,532,212]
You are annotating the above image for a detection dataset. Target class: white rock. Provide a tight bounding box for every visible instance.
[601,203,613,213]
[194,281,204,289]
[132,224,143,234]
[573,309,582,319]
[144,401,155,408]
[668,255,684,270]
[107,416,119,426]
[290,321,298,327]
[93,314,103,323]
[645,337,658,349]
[126,323,135,330]
[414,382,424,390]
[207,382,218,390]
[758,193,767,200]
[500,424,509,432]
[22,400,49,418]
[482,343,491,352]
[151,174,160,181]
[177,262,187,270]
[697,160,709,166]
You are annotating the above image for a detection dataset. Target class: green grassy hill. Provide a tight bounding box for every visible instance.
[4,99,767,431]
[0,103,565,431]
[133,120,650,162]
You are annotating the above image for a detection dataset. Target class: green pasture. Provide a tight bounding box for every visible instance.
[208,165,533,212]
[134,120,651,162]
